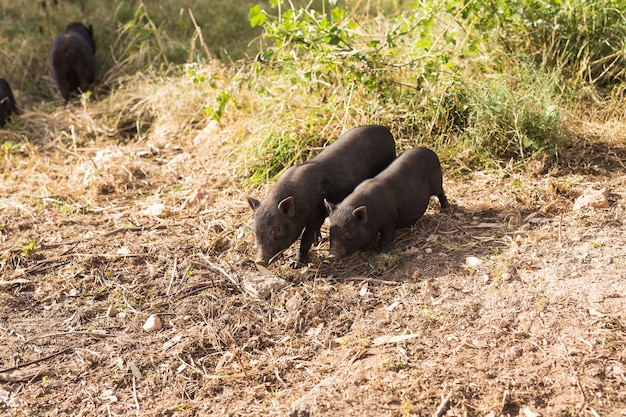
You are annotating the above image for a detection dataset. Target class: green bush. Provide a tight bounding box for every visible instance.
[458,60,565,164]
[242,0,571,178]
[449,0,626,87]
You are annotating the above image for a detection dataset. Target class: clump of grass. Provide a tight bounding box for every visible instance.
[242,131,306,184]
[457,59,565,165]
[238,125,339,185]
[451,0,626,87]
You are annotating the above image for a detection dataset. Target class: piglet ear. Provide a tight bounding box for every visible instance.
[278,196,296,217]
[352,206,368,224]
[324,199,336,215]
[247,197,261,211]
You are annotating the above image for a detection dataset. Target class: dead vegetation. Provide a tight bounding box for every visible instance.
[2,0,626,414]
[1,96,625,416]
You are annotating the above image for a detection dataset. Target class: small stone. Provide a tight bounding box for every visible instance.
[588,307,606,318]
[100,389,118,403]
[522,406,542,417]
[242,273,288,299]
[116,247,131,256]
[613,364,625,376]
[573,187,610,211]
[359,285,369,297]
[501,272,511,281]
[424,248,433,254]
[465,256,483,267]
[139,203,168,217]
[285,292,303,312]
[142,314,162,332]
[306,324,323,337]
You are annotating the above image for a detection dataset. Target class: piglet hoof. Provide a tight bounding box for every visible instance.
[289,260,306,269]
[254,258,270,267]
[290,255,309,269]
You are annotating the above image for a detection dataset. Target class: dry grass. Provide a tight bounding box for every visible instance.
[2,0,626,413]
[1,69,626,415]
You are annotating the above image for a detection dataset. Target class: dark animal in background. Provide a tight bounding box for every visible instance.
[0,78,17,127]
[247,125,396,267]
[50,22,96,102]
[325,147,449,259]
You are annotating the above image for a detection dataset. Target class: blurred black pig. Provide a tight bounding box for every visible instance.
[247,125,396,267]
[50,22,96,102]
[0,78,17,127]
[325,147,449,259]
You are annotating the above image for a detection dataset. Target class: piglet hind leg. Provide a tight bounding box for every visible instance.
[438,192,450,211]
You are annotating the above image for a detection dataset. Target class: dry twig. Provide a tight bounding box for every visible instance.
[432,392,452,417]
[0,347,73,375]
[25,330,116,344]
[332,276,400,286]
[198,253,243,293]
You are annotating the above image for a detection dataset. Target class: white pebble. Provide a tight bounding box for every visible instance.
[142,314,162,332]
[465,256,483,267]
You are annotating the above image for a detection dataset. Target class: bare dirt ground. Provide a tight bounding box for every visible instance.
[1,114,625,416]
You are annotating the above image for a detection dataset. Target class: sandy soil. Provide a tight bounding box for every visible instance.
[1,117,625,416]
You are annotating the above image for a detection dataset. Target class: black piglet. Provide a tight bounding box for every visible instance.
[50,22,96,102]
